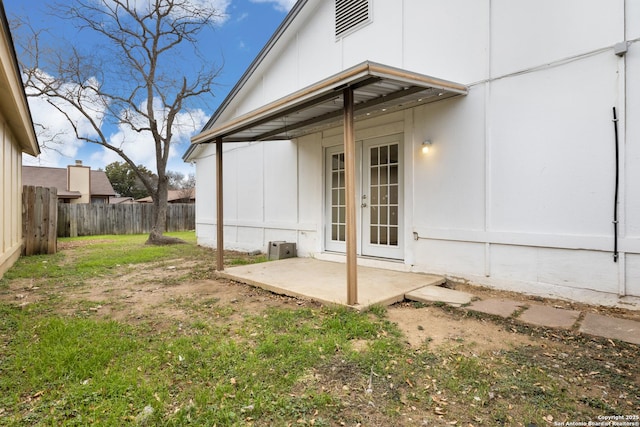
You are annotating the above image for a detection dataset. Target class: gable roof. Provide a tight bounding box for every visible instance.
[184,0,467,160]
[0,1,39,156]
[22,165,116,199]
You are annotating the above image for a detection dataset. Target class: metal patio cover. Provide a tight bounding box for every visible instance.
[191,61,468,145]
[190,61,468,305]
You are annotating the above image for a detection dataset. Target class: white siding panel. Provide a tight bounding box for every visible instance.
[491,244,619,294]
[260,38,300,110]
[414,239,485,277]
[412,87,486,231]
[627,0,640,40]
[490,244,539,283]
[264,228,298,246]
[264,140,298,223]
[194,145,217,224]
[224,146,240,220]
[626,254,640,297]
[625,42,640,238]
[196,223,217,248]
[297,228,319,256]
[235,143,264,222]
[489,53,618,235]
[297,0,341,87]
[536,248,619,294]
[237,226,265,250]
[298,133,322,226]
[491,0,623,77]
[403,0,490,83]
[340,0,403,69]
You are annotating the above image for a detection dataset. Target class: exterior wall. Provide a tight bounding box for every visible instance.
[0,3,39,279]
[0,117,23,278]
[67,164,91,204]
[225,0,491,122]
[194,139,320,254]
[193,0,639,304]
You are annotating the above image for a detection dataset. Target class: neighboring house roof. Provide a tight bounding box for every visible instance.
[0,1,40,156]
[90,170,117,196]
[109,196,135,204]
[136,189,195,203]
[22,165,116,199]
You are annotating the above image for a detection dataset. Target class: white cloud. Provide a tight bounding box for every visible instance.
[23,70,107,168]
[249,0,296,13]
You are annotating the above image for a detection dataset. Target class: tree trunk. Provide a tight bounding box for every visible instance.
[146,178,185,245]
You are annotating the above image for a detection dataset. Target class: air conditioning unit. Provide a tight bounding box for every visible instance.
[268,241,296,260]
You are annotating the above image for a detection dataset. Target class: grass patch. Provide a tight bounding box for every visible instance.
[2,232,199,285]
[0,302,402,425]
[0,234,638,425]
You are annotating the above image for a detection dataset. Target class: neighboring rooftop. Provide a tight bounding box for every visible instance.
[136,189,195,204]
[22,164,116,201]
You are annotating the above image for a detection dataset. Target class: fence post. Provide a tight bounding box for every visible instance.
[22,186,58,255]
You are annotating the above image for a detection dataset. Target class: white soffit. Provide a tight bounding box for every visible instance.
[191,61,468,145]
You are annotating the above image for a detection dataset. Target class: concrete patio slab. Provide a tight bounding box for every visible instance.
[217,257,445,310]
[517,305,581,329]
[406,286,474,307]
[579,313,640,345]
[466,299,526,318]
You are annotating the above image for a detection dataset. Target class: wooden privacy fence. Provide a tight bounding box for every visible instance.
[57,203,195,237]
[22,186,58,255]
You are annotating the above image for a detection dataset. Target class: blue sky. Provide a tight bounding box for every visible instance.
[3,0,295,177]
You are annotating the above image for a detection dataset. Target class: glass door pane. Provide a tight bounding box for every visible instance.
[330,152,346,242]
[368,142,399,247]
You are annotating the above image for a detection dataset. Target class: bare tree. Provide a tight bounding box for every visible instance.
[16,0,221,244]
[177,172,196,202]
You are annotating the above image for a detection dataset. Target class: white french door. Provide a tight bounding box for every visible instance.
[324,134,404,260]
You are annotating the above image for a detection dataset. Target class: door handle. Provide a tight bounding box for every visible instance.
[361,202,367,208]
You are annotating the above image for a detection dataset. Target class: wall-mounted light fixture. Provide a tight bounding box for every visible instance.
[421,140,432,154]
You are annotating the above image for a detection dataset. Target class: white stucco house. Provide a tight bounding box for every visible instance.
[0,2,40,278]
[184,0,640,306]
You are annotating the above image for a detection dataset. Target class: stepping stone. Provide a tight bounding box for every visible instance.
[517,305,580,329]
[466,298,525,318]
[579,313,640,345]
[406,286,473,307]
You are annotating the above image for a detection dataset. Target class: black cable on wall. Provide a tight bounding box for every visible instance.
[612,106,619,263]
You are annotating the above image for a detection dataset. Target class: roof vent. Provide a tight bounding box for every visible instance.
[335,0,371,39]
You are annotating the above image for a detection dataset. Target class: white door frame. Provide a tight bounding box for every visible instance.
[324,134,404,260]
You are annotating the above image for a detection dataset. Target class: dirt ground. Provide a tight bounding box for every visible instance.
[2,241,639,425]
[5,241,639,353]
